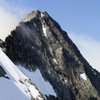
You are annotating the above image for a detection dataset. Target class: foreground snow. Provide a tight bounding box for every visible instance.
[0,47,56,100]
[18,65,57,98]
[0,77,28,100]
[0,48,43,100]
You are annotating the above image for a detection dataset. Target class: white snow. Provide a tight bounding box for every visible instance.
[80,73,87,80]
[0,48,42,100]
[53,58,58,64]
[0,47,57,99]
[42,24,47,36]
[0,77,29,100]
[18,65,57,98]
[41,13,45,17]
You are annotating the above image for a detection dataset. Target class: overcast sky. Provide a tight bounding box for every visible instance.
[0,0,100,72]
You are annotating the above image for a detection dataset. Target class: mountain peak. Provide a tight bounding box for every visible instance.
[0,10,100,100]
[22,10,48,22]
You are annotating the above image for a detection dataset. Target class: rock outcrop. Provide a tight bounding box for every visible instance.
[1,10,100,100]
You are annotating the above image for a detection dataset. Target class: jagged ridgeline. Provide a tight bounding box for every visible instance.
[0,10,100,100]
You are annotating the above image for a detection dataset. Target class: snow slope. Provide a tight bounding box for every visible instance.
[0,77,28,100]
[0,48,43,100]
[18,65,57,98]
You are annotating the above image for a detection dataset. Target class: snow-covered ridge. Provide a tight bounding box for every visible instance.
[0,48,43,100]
[0,48,56,100]
[0,77,29,100]
[18,65,57,98]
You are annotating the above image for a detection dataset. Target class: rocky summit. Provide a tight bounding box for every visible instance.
[0,10,100,100]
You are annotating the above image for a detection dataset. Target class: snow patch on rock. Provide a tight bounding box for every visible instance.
[53,58,58,64]
[80,73,87,80]
[41,13,45,17]
[42,24,47,36]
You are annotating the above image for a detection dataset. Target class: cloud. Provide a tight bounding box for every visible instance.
[68,32,100,72]
[0,0,32,19]
[0,0,19,41]
[0,0,30,41]
[0,7,18,41]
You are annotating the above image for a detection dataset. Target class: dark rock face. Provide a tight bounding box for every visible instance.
[0,65,6,77]
[0,39,4,47]
[3,10,100,100]
[0,39,5,48]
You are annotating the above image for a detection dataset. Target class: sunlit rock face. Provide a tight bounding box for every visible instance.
[1,10,100,100]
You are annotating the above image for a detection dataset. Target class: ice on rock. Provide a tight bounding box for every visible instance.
[80,73,87,80]
[42,24,47,36]
[41,13,45,17]
[53,58,58,64]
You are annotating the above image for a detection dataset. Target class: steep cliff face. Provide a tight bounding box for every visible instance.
[1,10,100,100]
